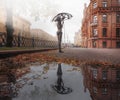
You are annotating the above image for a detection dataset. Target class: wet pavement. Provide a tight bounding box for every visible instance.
[43,48,120,64]
[0,63,90,100]
[0,62,120,100]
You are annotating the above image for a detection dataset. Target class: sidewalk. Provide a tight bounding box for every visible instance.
[0,47,58,59]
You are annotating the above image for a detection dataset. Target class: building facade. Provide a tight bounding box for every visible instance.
[0,1,31,38]
[31,29,57,41]
[0,1,57,47]
[74,30,82,47]
[30,29,57,48]
[81,0,120,48]
[0,0,6,33]
[13,15,31,38]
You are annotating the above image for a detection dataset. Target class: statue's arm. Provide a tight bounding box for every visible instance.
[61,21,64,26]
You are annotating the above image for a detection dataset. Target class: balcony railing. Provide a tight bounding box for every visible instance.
[90,22,98,26]
[97,7,120,13]
[92,34,98,37]
[91,37,98,40]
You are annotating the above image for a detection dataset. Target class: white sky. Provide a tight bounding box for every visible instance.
[6,0,90,43]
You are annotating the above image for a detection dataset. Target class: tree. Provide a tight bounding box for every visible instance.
[4,0,59,47]
[5,0,14,47]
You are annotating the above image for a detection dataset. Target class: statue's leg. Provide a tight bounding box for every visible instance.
[57,32,62,52]
[59,32,63,52]
[58,32,63,52]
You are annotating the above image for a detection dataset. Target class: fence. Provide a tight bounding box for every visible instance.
[0,32,58,48]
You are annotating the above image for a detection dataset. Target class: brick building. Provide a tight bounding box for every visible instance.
[82,64,120,100]
[81,0,120,48]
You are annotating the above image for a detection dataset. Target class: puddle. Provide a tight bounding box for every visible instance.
[0,63,120,100]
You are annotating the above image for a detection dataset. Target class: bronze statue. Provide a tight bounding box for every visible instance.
[52,13,73,53]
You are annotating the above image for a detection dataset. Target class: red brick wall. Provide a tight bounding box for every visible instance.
[81,0,120,48]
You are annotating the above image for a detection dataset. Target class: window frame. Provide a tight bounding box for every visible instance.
[102,70,107,80]
[116,28,120,37]
[102,41,107,48]
[93,29,98,36]
[102,1,107,7]
[93,15,98,23]
[116,13,120,23]
[116,41,120,48]
[93,2,97,9]
[102,28,107,37]
[102,88,107,95]
[102,14,107,23]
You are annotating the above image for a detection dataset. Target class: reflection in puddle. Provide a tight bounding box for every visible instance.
[0,62,120,100]
[0,70,18,99]
[12,63,91,100]
[82,64,120,100]
[52,63,72,94]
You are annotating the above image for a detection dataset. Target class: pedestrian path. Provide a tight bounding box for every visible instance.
[43,48,120,64]
[0,47,57,59]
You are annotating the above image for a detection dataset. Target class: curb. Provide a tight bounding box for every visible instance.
[0,48,58,59]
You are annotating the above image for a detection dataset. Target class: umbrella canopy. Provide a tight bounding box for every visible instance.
[52,12,73,22]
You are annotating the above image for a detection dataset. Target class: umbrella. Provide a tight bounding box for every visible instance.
[52,12,73,22]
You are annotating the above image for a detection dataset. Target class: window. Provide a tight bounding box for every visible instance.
[118,90,120,97]
[116,70,120,80]
[103,41,107,48]
[93,87,97,94]
[116,13,120,23]
[92,69,97,79]
[116,42,120,48]
[102,2,107,7]
[102,14,107,23]
[116,28,120,37]
[93,2,97,8]
[93,15,98,23]
[93,29,98,36]
[102,88,107,95]
[103,28,107,37]
[92,41,97,48]
[102,71,107,80]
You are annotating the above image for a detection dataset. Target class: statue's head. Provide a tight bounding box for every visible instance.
[55,16,61,21]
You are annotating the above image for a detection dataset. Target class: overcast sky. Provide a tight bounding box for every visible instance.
[6,0,90,43]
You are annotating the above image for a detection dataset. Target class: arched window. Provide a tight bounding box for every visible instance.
[93,15,97,23]
[93,2,97,8]
[102,14,107,23]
